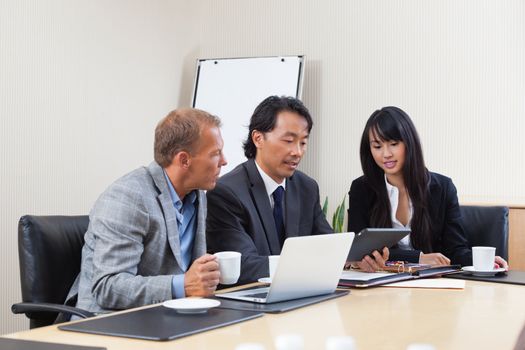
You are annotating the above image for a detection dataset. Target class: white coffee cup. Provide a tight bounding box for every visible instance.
[269,255,280,280]
[214,251,241,284]
[326,336,356,350]
[275,334,304,350]
[235,343,266,350]
[406,344,436,350]
[472,246,496,271]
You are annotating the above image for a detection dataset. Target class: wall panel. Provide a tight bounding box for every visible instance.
[0,0,192,333]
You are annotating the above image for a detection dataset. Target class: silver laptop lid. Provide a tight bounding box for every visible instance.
[265,232,354,303]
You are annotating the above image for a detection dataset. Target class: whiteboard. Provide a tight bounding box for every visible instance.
[192,56,304,174]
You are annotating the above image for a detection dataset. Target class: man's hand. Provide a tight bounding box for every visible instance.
[184,254,220,297]
[495,256,509,270]
[349,247,389,272]
[419,252,450,265]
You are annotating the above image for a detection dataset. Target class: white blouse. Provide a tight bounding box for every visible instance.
[385,175,414,250]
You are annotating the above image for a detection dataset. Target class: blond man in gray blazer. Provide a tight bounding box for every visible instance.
[67,108,227,314]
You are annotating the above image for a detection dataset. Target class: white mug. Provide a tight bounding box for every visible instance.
[406,344,436,350]
[472,246,496,271]
[326,336,356,350]
[268,255,280,280]
[235,343,266,350]
[214,251,241,284]
[275,334,304,350]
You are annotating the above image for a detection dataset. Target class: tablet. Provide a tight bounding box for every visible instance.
[346,228,410,261]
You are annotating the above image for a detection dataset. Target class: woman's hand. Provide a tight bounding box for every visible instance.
[419,252,450,265]
[348,247,389,272]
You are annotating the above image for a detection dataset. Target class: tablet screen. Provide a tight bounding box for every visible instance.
[347,228,410,261]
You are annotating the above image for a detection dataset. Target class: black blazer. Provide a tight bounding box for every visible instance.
[347,172,472,266]
[206,159,333,284]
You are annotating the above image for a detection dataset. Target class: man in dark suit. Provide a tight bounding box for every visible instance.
[206,96,386,284]
[206,96,330,284]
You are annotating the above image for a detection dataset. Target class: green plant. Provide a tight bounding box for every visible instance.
[323,196,346,233]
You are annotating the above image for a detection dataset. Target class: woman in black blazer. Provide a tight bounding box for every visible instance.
[348,106,508,268]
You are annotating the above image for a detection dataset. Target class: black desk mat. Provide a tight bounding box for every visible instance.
[214,290,349,313]
[446,270,525,285]
[59,305,263,341]
[0,338,105,350]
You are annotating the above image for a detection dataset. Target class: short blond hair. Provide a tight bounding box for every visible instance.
[154,108,221,167]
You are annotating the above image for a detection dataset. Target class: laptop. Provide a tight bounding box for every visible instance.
[216,232,354,304]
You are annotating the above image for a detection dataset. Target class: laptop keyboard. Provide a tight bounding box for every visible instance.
[243,292,268,299]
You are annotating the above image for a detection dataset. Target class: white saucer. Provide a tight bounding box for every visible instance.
[462,266,506,276]
[257,277,272,284]
[162,298,220,314]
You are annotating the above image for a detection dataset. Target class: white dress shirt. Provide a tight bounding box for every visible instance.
[255,160,286,209]
[385,175,413,250]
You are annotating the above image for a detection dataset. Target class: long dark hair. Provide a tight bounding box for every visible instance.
[360,106,432,252]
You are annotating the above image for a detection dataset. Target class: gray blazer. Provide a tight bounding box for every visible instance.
[67,162,206,314]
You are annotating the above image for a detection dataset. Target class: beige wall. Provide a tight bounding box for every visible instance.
[1,0,524,334]
[176,0,525,209]
[0,0,195,333]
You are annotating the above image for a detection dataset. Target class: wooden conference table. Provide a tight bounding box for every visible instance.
[4,280,525,350]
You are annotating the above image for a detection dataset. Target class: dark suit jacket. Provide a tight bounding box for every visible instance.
[347,172,472,266]
[206,159,333,284]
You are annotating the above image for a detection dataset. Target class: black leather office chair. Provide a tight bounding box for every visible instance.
[460,205,509,260]
[11,215,94,328]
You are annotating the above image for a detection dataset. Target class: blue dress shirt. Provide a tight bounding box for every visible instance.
[163,171,197,299]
